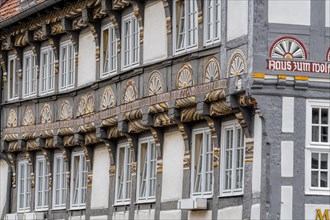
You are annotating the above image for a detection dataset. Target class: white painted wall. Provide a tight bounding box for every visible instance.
[252,115,262,194]
[251,204,261,220]
[282,97,294,133]
[134,209,155,220]
[268,0,311,26]
[90,216,107,220]
[305,204,330,220]
[326,0,330,27]
[188,210,212,220]
[161,131,184,202]
[281,141,294,177]
[0,159,8,218]
[227,0,248,41]
[91,146,110,209]
[280,186,293,220]
[78,31,96,87]
[160,210,181,220]
[143,1,167,63]
[218,205,243,220]
[69,216,85,220]
[112,211,129,220]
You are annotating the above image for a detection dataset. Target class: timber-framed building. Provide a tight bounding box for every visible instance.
[0,0,329,220]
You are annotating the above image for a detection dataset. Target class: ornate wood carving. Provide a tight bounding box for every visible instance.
[227,49,247,77]
[100,86,116,110]
[23,106,35,126]
[60,100,73,120]
[123,80,138,104]
[177,64,194,89]
[7,109,17,128]
[7,154,17,188]
[40,104,52,124]
[210,101,232,116]
[77,93,95,117]
[148,71,164,96]
[204,57,221,83]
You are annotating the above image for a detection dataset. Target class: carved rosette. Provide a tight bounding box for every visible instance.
[60,100,73,120]
[40,104,52,124]
[227,49,247,77]
[7,109,18,128]
[148,71,164,96]
[177,64,194,89]
[100,87,116,110]
[204,57,221,83]
[77,93,95,117]
[22,106,35,126]
[123,80,138,104]
[270,36,307,59]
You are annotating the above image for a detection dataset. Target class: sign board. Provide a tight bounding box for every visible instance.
[267,59,330,74]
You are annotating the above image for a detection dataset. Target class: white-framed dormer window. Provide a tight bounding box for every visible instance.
[53,153,67,209]
[59,41,75,91]
[35,155,49,210]
[204,0,221,46]
[17,159,31,212]
[101,23,117,78]
[22,51,37,98]
[115,143,132,205]
[122,13,140,70]
[137,137,157,203]
[191,128,213,198]
[305,99,330,195]
[70,151,87,209]
[220,121,245,197]
[173,0,198,54]
[8,55,19,101]
[40,46,55,95]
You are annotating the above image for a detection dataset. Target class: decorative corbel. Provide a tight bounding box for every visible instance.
[26,30,41,76]
[24,151,35,188]
[131,0,145,44]
[150,128,164,174]
[197,0,203,25]
[0,50,8,82]
[61,18,79,50]
[7,153,17,188]
[40,148,53,190]
[162,0,172,34]
[82,7,101,62]
[12,46,23,81]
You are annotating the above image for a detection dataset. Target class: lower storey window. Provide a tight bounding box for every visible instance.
[70,152,87,209]
[309,151,329,189]
[53,153,67,209]
[35,156,49,210]
[17,159,31,212]
[220,121,245,196]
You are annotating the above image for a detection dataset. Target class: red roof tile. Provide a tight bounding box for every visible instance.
[0,0,45,22]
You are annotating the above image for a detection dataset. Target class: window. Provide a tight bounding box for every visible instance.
[40,47,55,95]
[204,0,221,45]
[59,41,75,91]
[8,55,19,100]
[101,24,117,77]
[173,0,198,54]
[122,13,139,70]
[220,121,245,196]
[306,99,330,195]
[35,156,49,210]
[17,159,31,212]
[70,152,87,209]
[53,153,67,209]
[22,51,37,98]
[191,128,213,198]
[115,143,132,204]
[137,138,157,202]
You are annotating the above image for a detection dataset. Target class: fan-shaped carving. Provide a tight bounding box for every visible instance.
[100,87,116,110]
[270,37,307,59]
[7,109,17,128]
[148,71,164,96]
[85,93,95,114]
[123,80,138,104]
[227,49,247,77]
[77,96,86,117]
[204,57,221,83]
[327,48,330,61]
[40,104,52,124]
[60,100,73,120]
[23,106,35,126]
[177,64,193,89]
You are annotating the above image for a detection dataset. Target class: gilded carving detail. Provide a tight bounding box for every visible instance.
[180,107,202,122]
[100,117,118,127]
[7,109,17,128]
[148,71,164,96]
[8,142,19,152]
[204,57,221,83]
[40,104,52,124]
[128,120,148,133]
[175,96,197,108]
[23,106,35,126]
[237,95,256,107]
[123,80,138,104]
[177,64,194,89]
[204,89,226,102]
[227,49,247,77]
[100,87,116,111]
[210,101,232,116]
[124,109,142,121]
[60,100,73,120]
[77,93,95,117]
[154,113,173,127]
[149,103,168,114]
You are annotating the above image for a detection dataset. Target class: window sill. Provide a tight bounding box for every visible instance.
[51,207,66,211]
[16,210,31,213]
[305,190,330,196]
[191,195,213,199]
[34,209,48,212]
[69,207,86,211]
[135,200,156,205]
[218,193,244,198]
[113,202,131,207]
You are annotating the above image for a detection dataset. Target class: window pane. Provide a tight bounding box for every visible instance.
[320,171,328,187]
[311,153,319,169]
[194,133,203,193]
[312,126,319,142]
[102,28,110,74]
[139,143,148,198]
[321,153,328,169]
[312,108,319,124]
[321,109,328,124]
[321,126,328,143]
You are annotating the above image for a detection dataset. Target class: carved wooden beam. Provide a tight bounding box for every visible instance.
[24,151,35,188]
[7,153,17,188]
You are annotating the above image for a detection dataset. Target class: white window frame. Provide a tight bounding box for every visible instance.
[203,0,221,46]
[100,23,117,78]
[59,40,75,92]
[172,0,198,55]
[115,143,133,205]
[305,99,330,195]
[17,159,31,212]
[121,13,140,70]
[35,155,49,211]
[220,120,245,197]
[52,153,67,210]
[70,151,87,209]
[22,51,37,98]
[191,128,213,198]
[39,46,55,96]
[8,55,19,101]
[136,137,157,203]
